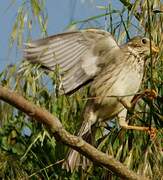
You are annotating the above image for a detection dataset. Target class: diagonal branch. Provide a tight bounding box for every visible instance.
[0,86,148,180]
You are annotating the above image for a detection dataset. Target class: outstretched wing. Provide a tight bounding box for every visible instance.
[24,29,120,94]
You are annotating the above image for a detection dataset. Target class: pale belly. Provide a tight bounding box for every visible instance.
[96,98,124,120]
[91,68,143,120]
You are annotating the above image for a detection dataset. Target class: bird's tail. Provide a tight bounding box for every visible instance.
[62,119,91,172]
[62,102,97,172]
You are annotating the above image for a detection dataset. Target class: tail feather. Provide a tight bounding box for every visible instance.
[63,103,97,171]
[62,120,91,171]
[63,150,80,172]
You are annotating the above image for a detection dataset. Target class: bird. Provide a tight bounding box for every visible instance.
[23,29,159,172]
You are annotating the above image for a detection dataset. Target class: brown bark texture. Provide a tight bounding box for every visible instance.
[0,86,149,180]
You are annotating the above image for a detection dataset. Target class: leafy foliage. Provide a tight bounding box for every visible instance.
[10,0,47,47]
[0,0,162,179]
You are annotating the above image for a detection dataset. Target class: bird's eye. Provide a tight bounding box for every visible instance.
[141,38,148,44]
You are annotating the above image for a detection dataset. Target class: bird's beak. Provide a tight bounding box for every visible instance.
[152,45,159,53]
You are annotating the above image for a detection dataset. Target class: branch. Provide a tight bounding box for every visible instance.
[0,86,148,180]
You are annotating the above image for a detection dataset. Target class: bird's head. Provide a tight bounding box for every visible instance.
[127,36,159,58]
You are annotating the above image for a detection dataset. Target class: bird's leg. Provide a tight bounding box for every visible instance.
[117,109,156,139]
[117,90,157,111]
[131,89,157,107]
[117,98,132,111]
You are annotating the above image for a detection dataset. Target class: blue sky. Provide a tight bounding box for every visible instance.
[0,0,122,71]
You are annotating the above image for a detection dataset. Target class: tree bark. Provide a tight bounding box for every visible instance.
[0,86,148,180]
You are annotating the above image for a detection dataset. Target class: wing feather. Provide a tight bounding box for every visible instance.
[24,29,120,94]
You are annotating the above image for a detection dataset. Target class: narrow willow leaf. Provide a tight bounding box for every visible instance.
[115,145,123,160]
[30,0,41,16]
[123,149,133,168]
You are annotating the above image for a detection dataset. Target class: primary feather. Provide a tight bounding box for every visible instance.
[24,29,119,94]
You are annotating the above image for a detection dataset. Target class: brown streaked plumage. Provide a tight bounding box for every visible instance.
[23,29,159,172]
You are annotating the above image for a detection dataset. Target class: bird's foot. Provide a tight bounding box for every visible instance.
[147,127,157,140]
[121,124,157,140]
[144,89,157,100]
[118,109,157,140]
[131,89,157,106]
